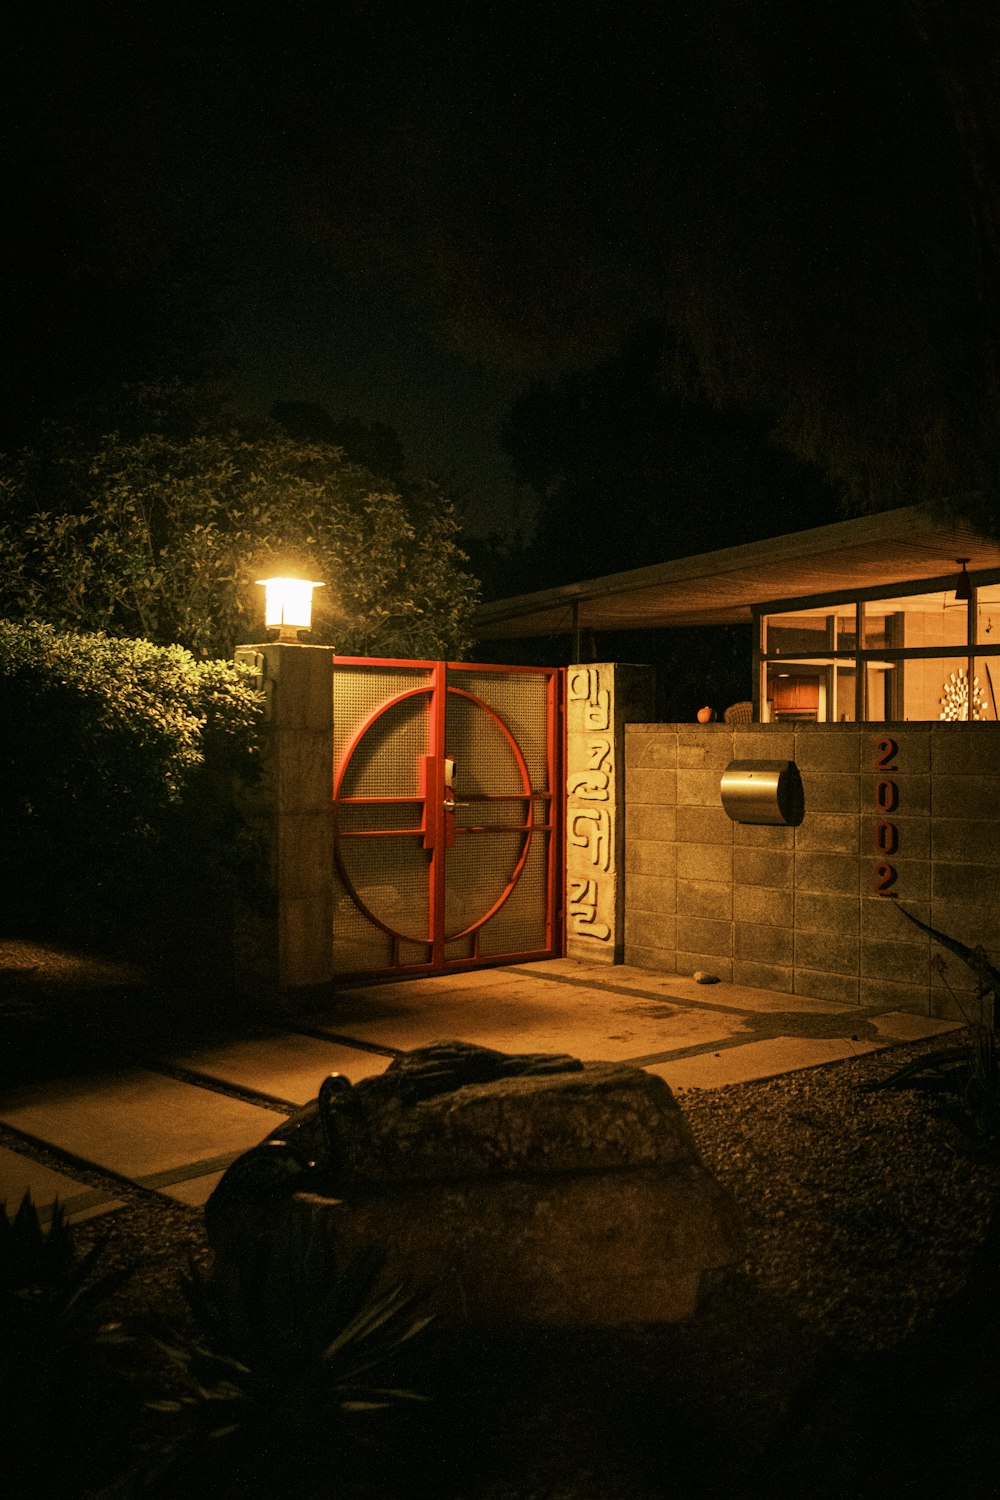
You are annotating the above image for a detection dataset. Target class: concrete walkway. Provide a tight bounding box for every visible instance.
[0,959,958,1225]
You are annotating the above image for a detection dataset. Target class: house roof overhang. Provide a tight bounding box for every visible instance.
[472,505,1000,640]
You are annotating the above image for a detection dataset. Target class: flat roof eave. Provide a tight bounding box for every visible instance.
[473,504,1000,639]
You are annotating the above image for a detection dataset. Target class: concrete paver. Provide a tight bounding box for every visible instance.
[307,972,749,1061]
[0,1068,283,1183]
[646,1036,887,1092]
[305,962,962,1091]
[168,1032,391,1106]
[646,1013,957,1090]
[870,1012,960,1043]
[514,960,864,1015]
[0,960,964,1217]
[160,1170,226,1208]
[0,1144,123,1223]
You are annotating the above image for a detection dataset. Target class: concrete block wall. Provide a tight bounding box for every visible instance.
[624,722,1000,1018]
[233,643,336,1000]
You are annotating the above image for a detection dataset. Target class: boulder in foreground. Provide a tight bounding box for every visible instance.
[207,1041,742,1325]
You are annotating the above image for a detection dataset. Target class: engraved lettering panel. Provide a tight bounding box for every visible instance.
[566,665,617,954]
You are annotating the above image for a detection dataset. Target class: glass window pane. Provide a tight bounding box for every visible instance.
[863,591,967,650]
[977,584,1000,645]
[833,665,857,721]
[974,658,1000,720]
[766,663,820,721]
[764,604,856,656]
[865,662,894,721]
[897,658,978,720]
[764,661,856,722]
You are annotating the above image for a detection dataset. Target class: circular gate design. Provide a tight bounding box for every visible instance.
[333,685,535,948]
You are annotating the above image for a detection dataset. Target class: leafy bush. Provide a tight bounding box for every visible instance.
[0,619,265,967]
[0,418,479,658]
[1,1190,132,1358]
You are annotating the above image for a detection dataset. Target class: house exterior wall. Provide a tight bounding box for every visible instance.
[623,721,1000,1019]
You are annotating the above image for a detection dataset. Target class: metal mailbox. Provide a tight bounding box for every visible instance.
[720,759,803,826]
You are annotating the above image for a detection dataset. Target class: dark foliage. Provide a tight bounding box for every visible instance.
[1,1193,137,1497]
[862,905,1000,1157]
[0,621,265,974]
[147,1221,431,1498]
[271,402,407,482]
[500,321,845,593]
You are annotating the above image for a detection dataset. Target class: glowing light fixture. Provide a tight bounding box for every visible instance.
[954,558,972,604]
[257,576,325,642]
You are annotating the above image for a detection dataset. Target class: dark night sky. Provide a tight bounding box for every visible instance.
[3,1,995,538]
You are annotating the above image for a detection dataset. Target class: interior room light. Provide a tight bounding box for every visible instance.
[257,576,325,642]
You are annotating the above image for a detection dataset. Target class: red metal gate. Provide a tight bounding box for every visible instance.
[331,658,563,979]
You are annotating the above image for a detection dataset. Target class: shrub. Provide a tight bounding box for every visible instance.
[1,1193,136,1495]
[148,1226,431,1496]
[0,619,265,968]
[0,421,480,659]
[863,906,1000,1159]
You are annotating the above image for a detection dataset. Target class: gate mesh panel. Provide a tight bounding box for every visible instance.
[335,834,430,945]
[333,664,434,973]
[399,939,434,966]
[445,692,522,798]
[442,670,551,953]
[443,829,525,937]
[532,793,552,827]
[448,669,551,791]
[332,661,557,976]
[338,693,429,800]
[333,664,433,762]
[332,879,394,971]
[478,833,549,955]
[337,803,423,835]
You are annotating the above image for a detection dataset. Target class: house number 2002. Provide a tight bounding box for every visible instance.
[874,736,898,895]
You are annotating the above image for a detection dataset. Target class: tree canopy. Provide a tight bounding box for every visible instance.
[0,410,479,659]
[495,322,844,593]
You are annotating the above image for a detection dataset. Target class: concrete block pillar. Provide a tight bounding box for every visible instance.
[233,643,335,1003]
[566,663,655,964]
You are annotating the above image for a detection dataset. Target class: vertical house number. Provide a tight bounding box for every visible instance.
[874,737,898,895]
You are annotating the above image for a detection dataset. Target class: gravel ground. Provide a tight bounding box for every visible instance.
[3,936,999,1496]
[28,1033,996,1356]
[680,1036,1000,1353]
[3,1028,998,1498]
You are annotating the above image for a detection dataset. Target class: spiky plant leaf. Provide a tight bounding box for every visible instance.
[152,1213,432,1464]
[1,1191,133,1338]
[895,905,1000,1000]
[865,909,1000,1156]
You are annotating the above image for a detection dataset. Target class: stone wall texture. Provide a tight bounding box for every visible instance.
[624,722,1000,1019]
[233,643,335,998]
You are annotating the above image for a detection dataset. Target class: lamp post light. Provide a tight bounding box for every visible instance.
[256,576,325,643]
[236,579,335,998]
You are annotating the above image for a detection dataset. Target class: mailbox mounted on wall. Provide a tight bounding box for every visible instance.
[720,760,804,826]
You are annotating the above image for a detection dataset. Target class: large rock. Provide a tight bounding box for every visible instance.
[329,1059,700,1183]
[207,1041,742,1326]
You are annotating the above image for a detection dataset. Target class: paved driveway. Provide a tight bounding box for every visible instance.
[0,958,958,1222]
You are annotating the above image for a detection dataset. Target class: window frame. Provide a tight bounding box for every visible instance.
[753,568,1000,723]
